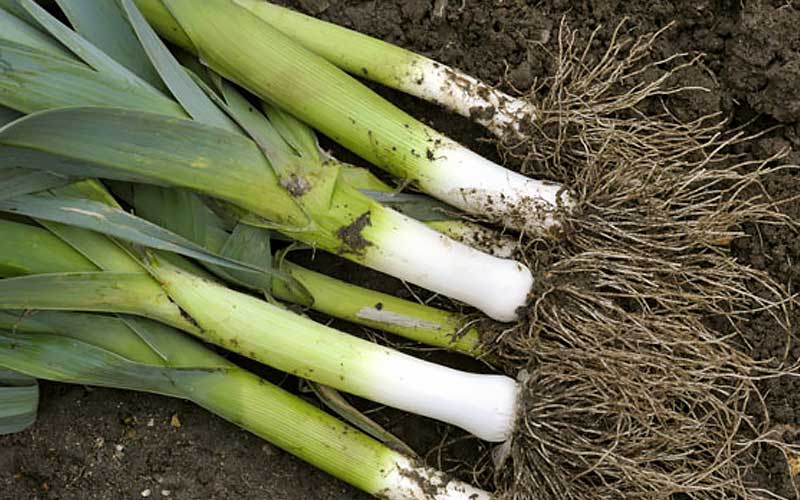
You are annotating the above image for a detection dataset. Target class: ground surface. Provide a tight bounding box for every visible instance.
[3,0,800,499]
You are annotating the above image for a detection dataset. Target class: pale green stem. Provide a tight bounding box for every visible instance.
[273,260,483,356]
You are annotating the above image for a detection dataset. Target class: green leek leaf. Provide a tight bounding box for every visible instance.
[361,190,452,221]
[119,0,236,132]
[0,1,37,26]
[0,168,72,202]
[17,0,158,94]
[0,369,37,435]
[0,330,212,398]
[0,311,227,369]
[0,42,181,115]
[262,103,321,162]
[54,0,166,92]
[216,222,273,292]
[0,107,282,216]
[0,5,70,59]
[310,382,416,458]
[0,272,179,319]
[0,194,268,277]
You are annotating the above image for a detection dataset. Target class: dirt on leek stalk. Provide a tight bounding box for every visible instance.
[4,0,800,498]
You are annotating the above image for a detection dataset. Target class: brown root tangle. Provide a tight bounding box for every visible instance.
[474,18,800,500]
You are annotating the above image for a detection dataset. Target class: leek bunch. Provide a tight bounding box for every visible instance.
[0,0,532,321]
[0,2,794,500]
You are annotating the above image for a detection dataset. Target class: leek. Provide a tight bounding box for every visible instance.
[134,0,572,234]
[0,368,37,435]
[232,1,536,139]
[0,309,491,500]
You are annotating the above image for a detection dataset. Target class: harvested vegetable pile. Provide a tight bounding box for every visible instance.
[1,1,799,499]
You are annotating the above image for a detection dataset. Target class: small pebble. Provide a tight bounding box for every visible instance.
[147,418,155,427]
[141,489,152,498]
[115,444,124,452]
[161,490,171,497]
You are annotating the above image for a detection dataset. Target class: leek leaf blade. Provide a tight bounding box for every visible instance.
[17,0,159,95]
[53,0,166,92]
[262,103,321,162]
[0,272,169,317]
[0,6,69,59]
[0,369,37,435]
[361,190,452,221]
[0,168,72,201]
[119,0,236,132]
[0,107,277,212]
[0,330,219,398]
[0,194,269,277]
[0,42,182,115]
[216,222,273,292]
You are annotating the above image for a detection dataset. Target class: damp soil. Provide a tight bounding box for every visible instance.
[4,0,800,499]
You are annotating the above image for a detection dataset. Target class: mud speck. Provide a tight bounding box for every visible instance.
[336,211,373,254]
[280,174,312,197]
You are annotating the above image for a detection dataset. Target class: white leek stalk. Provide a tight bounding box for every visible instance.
[235,1,536,139]
[358,206,532,322]
[151,260,520,442]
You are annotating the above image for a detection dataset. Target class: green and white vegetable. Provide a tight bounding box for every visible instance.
[0,310,491,500]
[134,0,571,234]
[233,1,537,139]
[113,181,485,355]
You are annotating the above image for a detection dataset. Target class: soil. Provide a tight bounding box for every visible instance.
[3,0,800,499]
